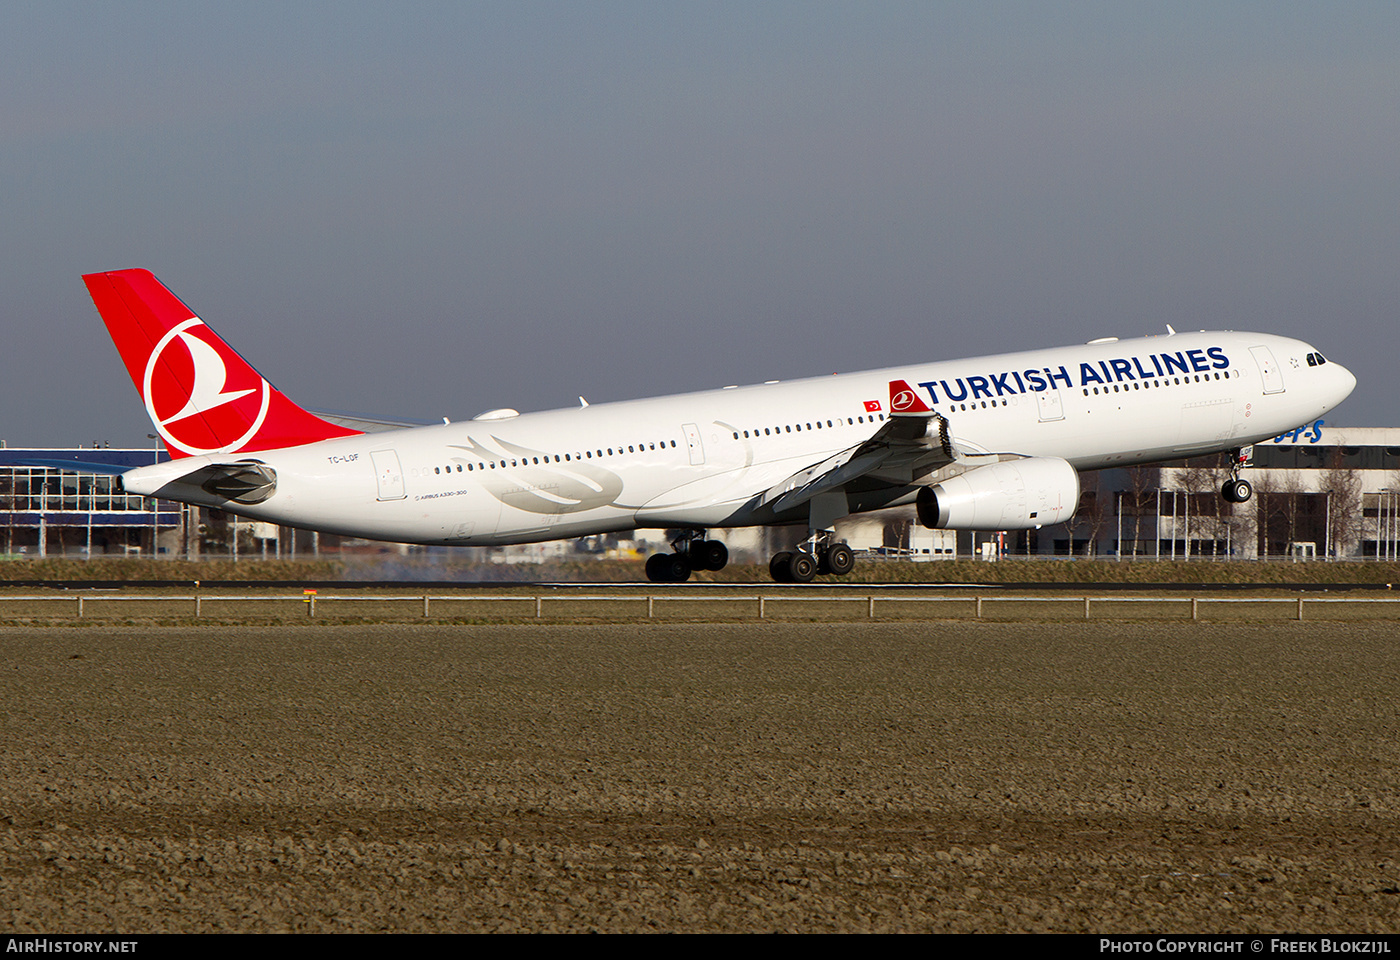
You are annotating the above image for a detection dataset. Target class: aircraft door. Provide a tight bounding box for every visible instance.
[371,449,406,501]
[1035,387,1065,422]
[683,423,706,466]
[1250,345,1286,394]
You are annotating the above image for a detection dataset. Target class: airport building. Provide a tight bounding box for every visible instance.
[0,447,312,559]
[3,421,1398,562]
[846,421,1400,561]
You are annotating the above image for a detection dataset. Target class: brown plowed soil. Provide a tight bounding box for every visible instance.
[2,621,1397,932]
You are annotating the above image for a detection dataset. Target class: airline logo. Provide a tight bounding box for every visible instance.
[144,318,271,456]
[888,379,932,414]
[84,269,363,459]
[915,346,1233,405]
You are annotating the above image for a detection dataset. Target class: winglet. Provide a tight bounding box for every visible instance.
[84,269,362,459]
[888,379,932,414]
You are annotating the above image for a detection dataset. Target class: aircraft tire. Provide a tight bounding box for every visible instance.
[787,552,817,583]
[1222,479,1253,503]
[696,540,729,571]
[826,542,856,576]
[769,552,794,583]
[645,553,671,582]
[664,554,693,582]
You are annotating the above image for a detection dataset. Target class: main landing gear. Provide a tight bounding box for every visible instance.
[769,534,856,583]
[644,530,729,583]
[1221,447,1253,504]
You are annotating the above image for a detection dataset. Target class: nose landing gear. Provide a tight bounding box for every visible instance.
[1221,447,1254,503]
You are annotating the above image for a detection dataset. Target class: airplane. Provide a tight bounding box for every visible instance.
[80,268,1355,582]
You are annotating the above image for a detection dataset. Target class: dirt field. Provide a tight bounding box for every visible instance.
[2,620,1398,932]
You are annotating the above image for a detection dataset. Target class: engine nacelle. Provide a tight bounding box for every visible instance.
[916,457,1080,530]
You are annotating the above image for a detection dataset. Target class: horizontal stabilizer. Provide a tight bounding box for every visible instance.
[307,409,440,434]
[118,458,277,505]
[16,458,135,476]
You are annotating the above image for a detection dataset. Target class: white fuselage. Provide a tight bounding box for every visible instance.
[120,331,1356,545]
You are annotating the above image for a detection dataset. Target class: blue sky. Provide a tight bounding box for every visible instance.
[3,2,1395,446]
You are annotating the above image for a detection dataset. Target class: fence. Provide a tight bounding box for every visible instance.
[3,592,1398,622]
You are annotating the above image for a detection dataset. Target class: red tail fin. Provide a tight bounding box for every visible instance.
[84,269,362,458]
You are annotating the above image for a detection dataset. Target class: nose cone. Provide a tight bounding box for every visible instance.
[1334,361,1357,402]
[1327,360,1357,410]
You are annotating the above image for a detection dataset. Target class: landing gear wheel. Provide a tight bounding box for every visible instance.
[826,542,855,576]
[695,539,729,571]
[1222,478,1253,503]
[787,552,817,583]
[663,554,692,582]
[646,552,692,582]
[769,552,794,583]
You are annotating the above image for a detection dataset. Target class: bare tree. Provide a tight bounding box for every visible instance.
[1123,465,1157,558]
[1281,469,1310,555]
[1319,450,1364,559]
[1178,456,1231,556]
[1075,471,1110,557]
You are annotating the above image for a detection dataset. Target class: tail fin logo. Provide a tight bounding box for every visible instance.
[888,379,932,414]
[144,318,272,456]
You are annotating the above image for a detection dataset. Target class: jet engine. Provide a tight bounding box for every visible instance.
[916,457,1080,530]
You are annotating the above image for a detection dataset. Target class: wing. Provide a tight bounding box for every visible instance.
[762,410,957,516]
